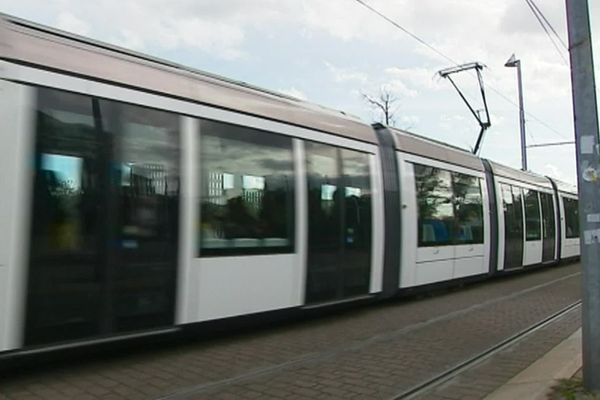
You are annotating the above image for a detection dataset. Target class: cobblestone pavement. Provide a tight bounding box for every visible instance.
[0,263,582,400]
[418,306,581,400]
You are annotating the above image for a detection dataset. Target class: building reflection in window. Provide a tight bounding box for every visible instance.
[199,120,295,256]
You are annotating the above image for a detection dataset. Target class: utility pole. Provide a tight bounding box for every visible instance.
[565,0,600,390]
[505,55,528,171]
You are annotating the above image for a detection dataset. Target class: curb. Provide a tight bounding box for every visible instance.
[483,328,582,400]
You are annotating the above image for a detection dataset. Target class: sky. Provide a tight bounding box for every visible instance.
[1,0,598,185]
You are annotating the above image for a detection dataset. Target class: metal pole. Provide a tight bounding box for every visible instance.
[565,0,600,391]
[516,61,528,171]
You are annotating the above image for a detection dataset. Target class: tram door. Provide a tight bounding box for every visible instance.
[304,142,372,304]
[25,88,179,346]
[540,192,556,262]
[502,184,524,270]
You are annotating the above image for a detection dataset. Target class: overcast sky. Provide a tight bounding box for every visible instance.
[2,0,598,184]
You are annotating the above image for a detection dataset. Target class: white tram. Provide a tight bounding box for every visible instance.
[0,15,579,356]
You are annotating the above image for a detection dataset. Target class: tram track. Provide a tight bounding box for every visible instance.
[0,265,582,400]
[158,271,581,400]
[391,300,582,399]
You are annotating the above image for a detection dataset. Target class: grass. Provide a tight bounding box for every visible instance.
[550,378,600,400]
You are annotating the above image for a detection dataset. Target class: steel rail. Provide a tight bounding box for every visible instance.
[159,271,581,400]
[391,300,582,400]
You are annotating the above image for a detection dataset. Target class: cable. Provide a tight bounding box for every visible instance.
[352,0,460,66]
[527,0,568,50]
[523,0,569,65]
[351,0,571,141]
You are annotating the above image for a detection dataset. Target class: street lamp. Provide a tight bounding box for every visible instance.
[505,54,527,171]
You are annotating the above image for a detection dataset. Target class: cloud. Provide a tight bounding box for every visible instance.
[278,87,307,100]
[385,81,418,98]
[56,11,90,36]
[385,67,439,90]
[1,0,591,184]
[324,61,369,84]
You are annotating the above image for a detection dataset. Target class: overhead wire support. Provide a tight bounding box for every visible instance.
[351,0,571,142]
[526,141,575,148]
[438,62,491,155]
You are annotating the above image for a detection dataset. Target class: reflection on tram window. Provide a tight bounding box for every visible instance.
[38,153,86,251]
[117,105,180,240]
[32,90,99,255]
[304,143,372,302]
[321,184,336,201]
[524,189,541,241]
[199,120,295,256]
[502,184,524,244]
[414,164,484,247]
[414,164,454,247]
[452,173,483,244]
[540,192,555,239]
[564,198,579,238]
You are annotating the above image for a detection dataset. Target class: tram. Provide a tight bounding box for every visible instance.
[0,14,579,356]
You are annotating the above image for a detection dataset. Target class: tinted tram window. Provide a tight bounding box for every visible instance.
[451,173,484,244]
[340,148,372,296]
[199,120,294,256]
[305,142,372,303]
[414,165,454,247]
[502,184,524,269]
[109,103,180,332]
[540,192,556,261]
[26,88,181,345]
[564,198,580,238]
[524,189,541,241]
[27,89,104,344]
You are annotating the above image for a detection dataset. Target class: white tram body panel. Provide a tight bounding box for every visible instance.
[395,130,490,288]
[0,81,35,352]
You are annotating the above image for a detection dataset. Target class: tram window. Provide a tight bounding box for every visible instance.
[524,189,541,241]
[502,184,524,241]
[414,164,454,247]
[32,89,99,255]
[304,142,372,301]
[451,173,484,244]
[117,104,180,241]
[340,148,372,260]
[540,192,555,239]
[564,197,579,238]
[198,120,295,256]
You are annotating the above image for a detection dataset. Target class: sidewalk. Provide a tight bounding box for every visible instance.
[483,328,582,400]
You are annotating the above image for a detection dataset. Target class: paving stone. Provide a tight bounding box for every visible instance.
[0,263,582,400]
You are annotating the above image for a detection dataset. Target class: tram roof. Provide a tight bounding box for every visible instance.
[0,13,377,144]
[390,128,485,172]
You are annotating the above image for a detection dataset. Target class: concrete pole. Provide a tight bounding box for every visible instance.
[516,61,528,171]
[565,0,600,390]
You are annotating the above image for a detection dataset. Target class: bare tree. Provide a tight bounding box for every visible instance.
[362,87,399,126]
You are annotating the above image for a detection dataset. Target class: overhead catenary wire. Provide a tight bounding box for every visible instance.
[352,0,461,67]
[523,0,569,65]
[351,0,571,142]
[527,0,568,50]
